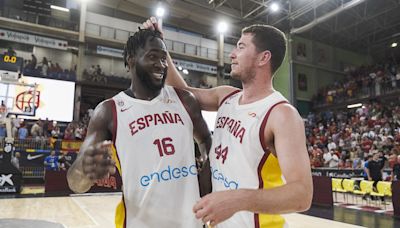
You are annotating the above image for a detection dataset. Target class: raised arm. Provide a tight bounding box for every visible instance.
[174,88,212,196]
[143,17,238,111]
[67,100,116,193]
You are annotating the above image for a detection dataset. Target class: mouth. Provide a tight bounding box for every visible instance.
[152,72,164,80]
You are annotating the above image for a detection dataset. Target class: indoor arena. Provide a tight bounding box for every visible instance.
[1,0,400,228]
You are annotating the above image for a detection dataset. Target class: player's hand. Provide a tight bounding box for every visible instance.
[196,153,208,172]
[82,140,116,181]
[193,190,241,227]
[142,16,164,39]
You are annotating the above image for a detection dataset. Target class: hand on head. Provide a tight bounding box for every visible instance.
[142,16,164,39]
[82,140,116,180]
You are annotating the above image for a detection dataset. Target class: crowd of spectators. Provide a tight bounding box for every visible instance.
[0,117,88,142]
[313,61,400,106]
[305,99,400,179]
[22,54,76,81]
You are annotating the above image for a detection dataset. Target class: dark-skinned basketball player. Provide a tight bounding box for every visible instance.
[67,28,212,228]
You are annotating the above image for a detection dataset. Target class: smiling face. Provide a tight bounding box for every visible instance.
[133,37,168,91]
[229,33,260,81]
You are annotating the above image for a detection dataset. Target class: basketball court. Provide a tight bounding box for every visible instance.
[0,193,365,228]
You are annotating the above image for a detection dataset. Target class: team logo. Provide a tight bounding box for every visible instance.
[117,100,124,107]
[163,98,175,104]
[248,112,257,117]
[0,174,13,186]
[15,90,40,112]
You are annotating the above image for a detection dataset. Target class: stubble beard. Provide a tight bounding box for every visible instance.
[136,64,167,91]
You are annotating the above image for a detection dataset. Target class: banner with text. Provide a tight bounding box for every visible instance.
[0,29,68,50]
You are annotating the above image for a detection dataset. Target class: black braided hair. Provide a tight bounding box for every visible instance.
[123,28,163,68]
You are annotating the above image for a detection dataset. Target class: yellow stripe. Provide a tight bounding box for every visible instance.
[111,145,125,227]
[111,145,122,176]
[258,153,285,228]
[115,200,126,228]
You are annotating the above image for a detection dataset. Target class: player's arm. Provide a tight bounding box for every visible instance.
[175,88,212,196]
[239,104,313,214]
[143,17,238,111]
[67,100,116,193]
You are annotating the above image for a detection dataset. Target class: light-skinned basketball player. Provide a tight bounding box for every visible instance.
[67,28,212,228]
[144,17,313,228]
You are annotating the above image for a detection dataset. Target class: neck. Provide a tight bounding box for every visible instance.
[240,72,274,104]
[129,77,161,100]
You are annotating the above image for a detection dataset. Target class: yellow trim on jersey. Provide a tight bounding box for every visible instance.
[111,145,125,228]
[258,153,285,228]
[111,145,122,176]
[115,200,126,228]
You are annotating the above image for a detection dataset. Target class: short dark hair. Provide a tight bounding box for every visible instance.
[123,28,163,68]
[242,24,287,74]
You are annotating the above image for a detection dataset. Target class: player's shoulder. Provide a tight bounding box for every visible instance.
[269,102,303,125]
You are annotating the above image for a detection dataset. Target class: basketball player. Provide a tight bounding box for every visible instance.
[67,28,212,228]
[144,17,313,227]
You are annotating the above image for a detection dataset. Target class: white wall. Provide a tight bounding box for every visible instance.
[81,55,129,78]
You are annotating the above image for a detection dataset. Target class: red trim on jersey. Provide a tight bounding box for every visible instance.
[254,213,260,228]
[254,151,270,228]
[123,195,127,228]
[255,100,288,228]
[173,87,194,123]
[111,99,118,144]
[259,101,288,153]
[110,99,126,228]
[218,90,241,107]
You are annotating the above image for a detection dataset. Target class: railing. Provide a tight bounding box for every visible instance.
[20,166,45,179]
[86,22,232,63]
[313,79,400,109]
[0,6,79,31]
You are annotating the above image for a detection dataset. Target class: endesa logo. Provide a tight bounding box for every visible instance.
[211,166,239,190]
[140,164,197,187]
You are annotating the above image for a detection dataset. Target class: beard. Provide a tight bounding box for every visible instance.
[136,64,167,91]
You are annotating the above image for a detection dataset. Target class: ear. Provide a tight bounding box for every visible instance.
[258,50,271,67]
[126,55,135,70]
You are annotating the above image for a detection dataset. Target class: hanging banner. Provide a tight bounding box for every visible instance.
[0,29,68,50]
[96,45,124,58]
[172,59,217,74]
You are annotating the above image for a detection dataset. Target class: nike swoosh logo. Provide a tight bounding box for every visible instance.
[27,154,44,160]
[121,106,133,112]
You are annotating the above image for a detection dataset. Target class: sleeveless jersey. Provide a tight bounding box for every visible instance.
[210,90,289,228]
[110,86,202,228]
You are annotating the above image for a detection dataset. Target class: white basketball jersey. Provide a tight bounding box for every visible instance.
[111,86,202,228]
[210,90,289,228]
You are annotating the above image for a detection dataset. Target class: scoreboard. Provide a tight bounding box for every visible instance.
[0,54,23,72]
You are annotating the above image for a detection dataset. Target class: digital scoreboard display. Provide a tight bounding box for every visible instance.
[0,54,23,72]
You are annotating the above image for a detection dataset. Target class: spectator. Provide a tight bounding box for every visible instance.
[324,150,339,168]
[44,150,60,171]
[5,47,16,56]
[0,123,6,139]
[40,57,49,76]
[11,152,20,170]
[30,54,37,69]
[391,155,400,181]
[31,119,44,139]
[18,123,28,139]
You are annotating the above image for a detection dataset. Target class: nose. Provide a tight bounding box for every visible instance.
[229,49,236,59]
[154,59,167,70]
